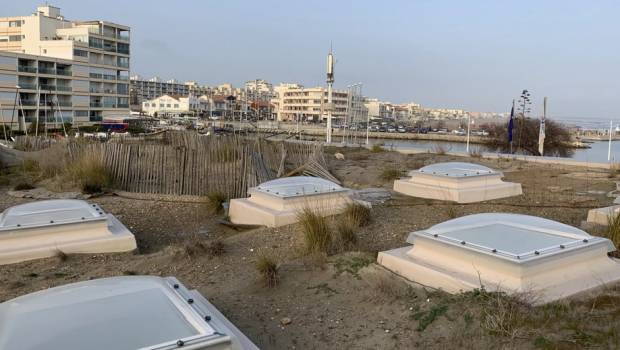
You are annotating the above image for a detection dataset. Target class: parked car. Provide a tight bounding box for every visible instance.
[378,126,387,132]
[387,127,397,133]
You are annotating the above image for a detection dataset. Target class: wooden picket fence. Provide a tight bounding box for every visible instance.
[71,133,331,198]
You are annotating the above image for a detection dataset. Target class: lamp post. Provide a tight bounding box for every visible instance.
[326,49,334,144]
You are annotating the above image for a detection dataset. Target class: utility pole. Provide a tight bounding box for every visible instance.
[326,48,334,144]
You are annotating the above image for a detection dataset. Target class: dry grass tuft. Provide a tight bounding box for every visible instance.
[342,202,371,228]
[380,168,402,181]
[446,205,458,219]
[183,236,225,258]
[66,152,111,194]
[206,192,227,214]
[297,207,331,253]
[605,211,620,257]
[55,249,69,262]
[13,181,35,191]
[206,240,225,257]
[256,254,279,287]
[469,147,483,158]
[370,143,384,153]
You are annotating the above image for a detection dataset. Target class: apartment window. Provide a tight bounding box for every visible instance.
[159,104,164,107]
[9,21,22,28]
[166,104,171,107]
[116,57,129,68]
[152,103,156,107]
[74,110,89,117]
[174,104,179,108]
[73,49,88,58]
[9,35,22,42]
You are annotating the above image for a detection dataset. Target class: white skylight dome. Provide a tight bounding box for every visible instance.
[395,162,522,203]
[378,213,620,303]
[0,199,136,265]
[417,213,615,262]
[417,162,497,177]
[0,199,105,229]
[254,176,345,198]
[0,276,258,350]
[230,176,355,227]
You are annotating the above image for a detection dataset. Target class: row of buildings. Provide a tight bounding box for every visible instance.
[0,5,130,131]
[0,5,502,131]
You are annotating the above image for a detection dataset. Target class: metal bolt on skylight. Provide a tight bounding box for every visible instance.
[176,340,185,346]
[187,298,194,304]
[204,315,212,321]
[173,284,179,289]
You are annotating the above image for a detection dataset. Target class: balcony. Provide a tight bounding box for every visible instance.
[21,100,37,106]
[18,83,37,90]
[18,66,37,74]
[90,102,103,108]
[103,75,116,81]
[57,101,72,107]
[56,86,72,92]
[103,102,117,108]
[38,67,56,75]
[117,103,129,108]
[117,76,129,81]
[103,45,117,53]
[117,47,130,55]
[39,85,56,91]
[56,69,72,76]
[89,88,103,93]
[89,73,103,79]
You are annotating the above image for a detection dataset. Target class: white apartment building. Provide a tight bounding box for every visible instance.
[142,94,210,117]
[129,75,210,108]
[272,84,349,123]
[0,5,130,130]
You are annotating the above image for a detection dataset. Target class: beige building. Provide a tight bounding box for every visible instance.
[272,83,348,123]
[0,5,130,130]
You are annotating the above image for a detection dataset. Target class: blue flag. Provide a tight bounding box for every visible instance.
[507,104,514,143]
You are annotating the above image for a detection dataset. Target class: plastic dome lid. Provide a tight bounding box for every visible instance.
[412,213,615,261]
[254,176,345,198]
[0,199,105,230]
[417,162,497,177]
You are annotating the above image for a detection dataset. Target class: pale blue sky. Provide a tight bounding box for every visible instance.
[4,1,619,118]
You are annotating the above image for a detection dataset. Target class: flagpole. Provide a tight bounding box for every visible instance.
[510,99,515,154]
[608,120,613,162]
[466,114,471,153]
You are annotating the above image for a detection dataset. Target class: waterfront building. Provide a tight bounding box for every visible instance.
[129,75,210,109]
[141,94,210,117]
[0,5,130,130]
[272,83,349,123]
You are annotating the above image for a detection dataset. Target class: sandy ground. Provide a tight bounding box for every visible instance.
[1,148,620,349]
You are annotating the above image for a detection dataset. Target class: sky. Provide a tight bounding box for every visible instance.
[4,1,620,119]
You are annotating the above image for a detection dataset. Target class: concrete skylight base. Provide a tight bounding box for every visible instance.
[0,199,136,265]
[378,213,620,303]
[229,176,353,227]
[587,205,620,226]
[393,162,522,203]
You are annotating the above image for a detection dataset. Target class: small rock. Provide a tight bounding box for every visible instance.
[334,152,345,160]
[280,317,292,326]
